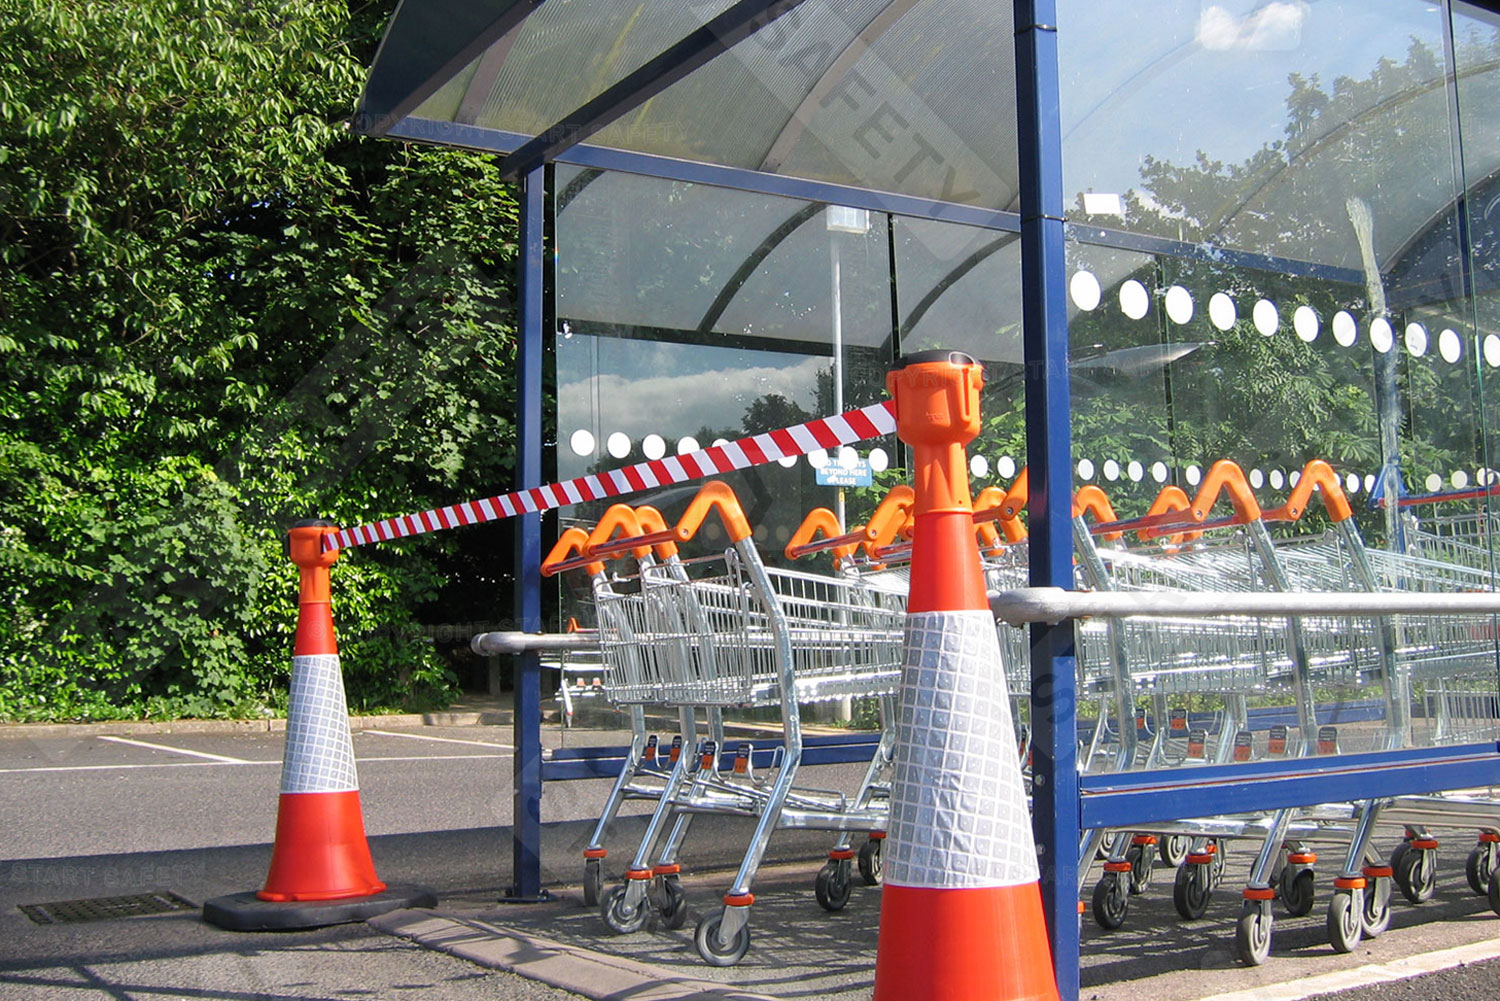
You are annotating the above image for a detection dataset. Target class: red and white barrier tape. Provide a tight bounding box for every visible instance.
[326,400,899,552]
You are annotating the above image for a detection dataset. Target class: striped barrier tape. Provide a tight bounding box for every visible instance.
[325,399,899,552]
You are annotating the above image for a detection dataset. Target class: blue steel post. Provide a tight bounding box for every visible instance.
[1015,3,1081,999]
[509,165,546,901]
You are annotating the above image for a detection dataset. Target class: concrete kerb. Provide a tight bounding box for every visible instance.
[0,713,433,740]
[371,909,780,1001]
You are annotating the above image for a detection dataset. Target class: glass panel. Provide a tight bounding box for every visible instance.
[772,0,1018,208]
[1059,0,1459,271]
[1052,0,1497,773]
[552,168,898,645]
[464,0,741,139]
[591,0,895,168]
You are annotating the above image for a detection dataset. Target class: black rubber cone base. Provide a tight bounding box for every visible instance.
[202,883,437,931]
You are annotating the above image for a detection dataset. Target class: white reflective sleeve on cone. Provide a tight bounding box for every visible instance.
[281,654,359,794]
[885,610,1039,889]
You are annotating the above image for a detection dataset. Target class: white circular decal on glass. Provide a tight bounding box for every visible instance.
[838,446,858,469]
[1120,280,1150,320]
[777,454,798,468]
[1269,469,1285,490]
[1249,468,1264,489]
[998,455,1017,479]
[1453,470,1470,489]
[1253,299,1279,336]
[1289,469,1301,487]
[808,448,829,469]
[869,447,890,473]
[712,438,729,449]
[1404,323,1428,358]
[1165,285,1194,325]
[606,432,632,459]
[971,455,990,478]
[1185,464,1202,486]
[1425,473,1442,492]
[1077,458,1096,480]
[1103,459,1121,481]
[676,435,700,455]
[1070,270,1102,311]
[642,434,666,460]
[1364,474,1376,493]
[1151,461,1168,483]
[1332,310,1358,348]
[1370,317,1394,354]
[1485,335,1500,368]
[1127,460,1144,482]
[569,429,596,456]
[1438,329,1462,364]
[1345,474,1359,495]
[1209,292,1237,331]
[1293,305,1319,343]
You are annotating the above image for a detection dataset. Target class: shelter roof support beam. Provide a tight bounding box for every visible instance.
[355,0,545,137]
[498,0,812,181]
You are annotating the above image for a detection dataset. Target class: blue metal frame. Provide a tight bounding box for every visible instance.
[508,166,547,901]
[386,119,1024,232]
[542,732,884,781]
[385,117,1367,293]
[1015,4,1079,998]
[1082,743,1500,830]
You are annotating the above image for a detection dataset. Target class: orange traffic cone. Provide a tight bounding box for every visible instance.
[203,519,434,931]
[873,352,1061,1001]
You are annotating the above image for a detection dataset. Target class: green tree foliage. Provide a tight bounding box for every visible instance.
[0,1,521,720]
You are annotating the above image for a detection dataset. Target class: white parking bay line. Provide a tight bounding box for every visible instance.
[1190,936,1500,1001]
[0,753,505,775]
[362,729,514,751]
[98,735,253,764]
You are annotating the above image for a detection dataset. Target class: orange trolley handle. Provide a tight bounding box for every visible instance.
[974,485,1028,543]
[1262,459,1353,523]
[1188,459,1262,524]
[584,504,655,561]
[786,507,865,563]
[541,527,603,578]
[998,467,1029,521]
[673,481,754,544]
[633,505,680,561]
[866,485,917,550]
[1072,485,1124,542]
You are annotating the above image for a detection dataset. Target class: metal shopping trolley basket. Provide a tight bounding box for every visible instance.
[589,481,905,966]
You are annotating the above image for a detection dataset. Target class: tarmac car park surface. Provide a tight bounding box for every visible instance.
[2,713,1499,1001]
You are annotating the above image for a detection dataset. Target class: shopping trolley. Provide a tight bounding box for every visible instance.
[587,481,905,965]
[1067,461,1408,961]
[540,504,731,909]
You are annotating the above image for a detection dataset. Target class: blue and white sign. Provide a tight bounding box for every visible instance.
[817,458,874,488]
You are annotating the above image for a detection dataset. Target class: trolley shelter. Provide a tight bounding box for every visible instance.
[353,1,1500,995]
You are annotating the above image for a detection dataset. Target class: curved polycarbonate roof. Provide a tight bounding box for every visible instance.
[357,0,1500,302]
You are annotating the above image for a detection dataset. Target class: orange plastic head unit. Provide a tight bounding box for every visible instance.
[886,350,988,612]
[885,350,985,516]
[286,520,341,605]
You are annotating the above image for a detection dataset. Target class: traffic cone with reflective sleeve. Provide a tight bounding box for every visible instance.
[872,351,1061,1001]
[203,519,434,931]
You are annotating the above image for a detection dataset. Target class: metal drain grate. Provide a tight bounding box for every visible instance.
[19,890,196,925]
